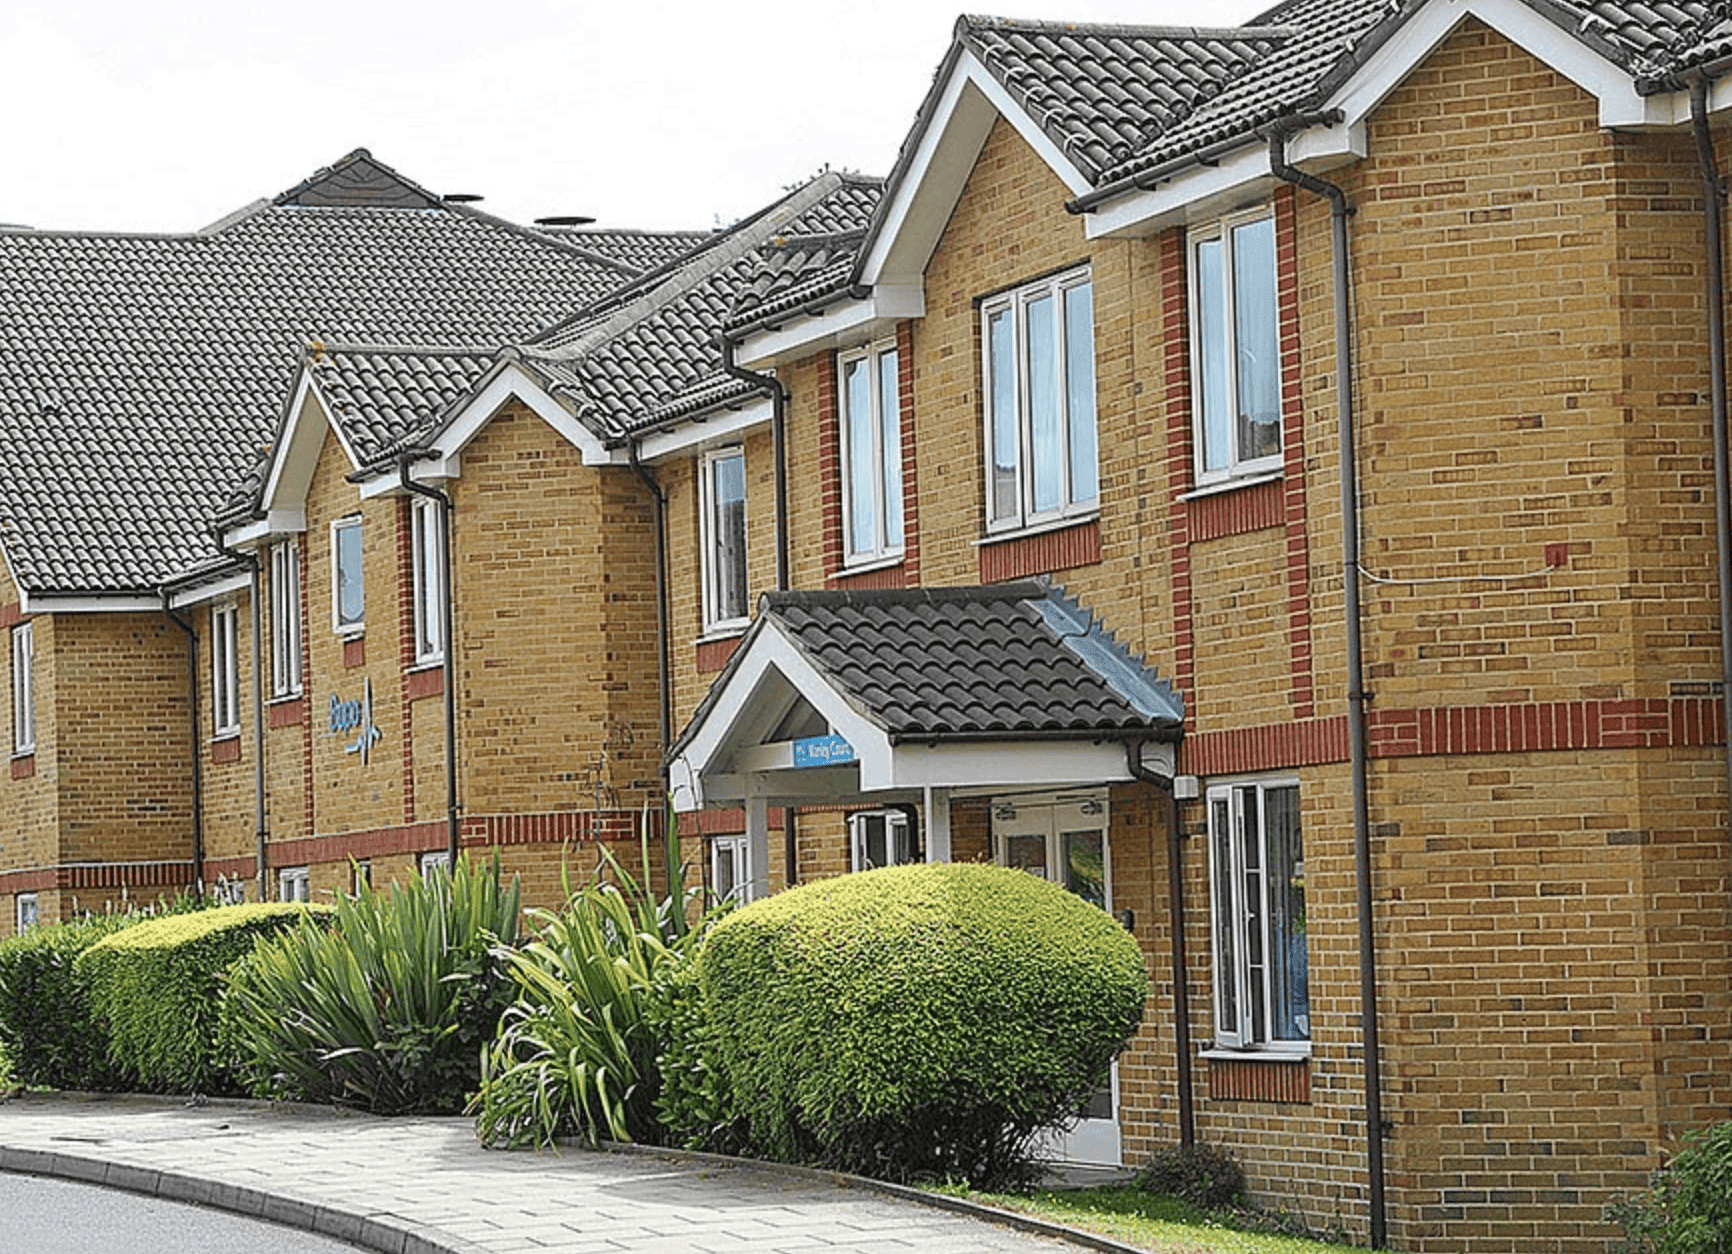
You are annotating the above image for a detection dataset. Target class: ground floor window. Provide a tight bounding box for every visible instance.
[278,866,310,903]
[711,834,748,905]
[420,850,451,878]
[849,807,918,871]
[352,860,372,895]
[15,893,37,934]
[1206,777,1308,1051]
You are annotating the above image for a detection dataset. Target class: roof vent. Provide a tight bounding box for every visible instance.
[442,193,484,204]
[535,215,597,227]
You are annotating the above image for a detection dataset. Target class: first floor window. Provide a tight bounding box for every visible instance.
[11,621,32,754]
[1191,209,1282,483]
[701,448,748,631]
[981,268,1098,532]
[850,808,918,871]
[332,515,365,635]
[711,835,748,905]
[1207,777,1308,1051]
[15,893,38,934]
[270,538,303,696]
[839,340,904,564]
[410,497,446,665]
[211,603,239,737]
[278,866,310,903]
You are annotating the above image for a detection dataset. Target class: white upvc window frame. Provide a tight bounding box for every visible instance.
[838,339,905,566]
[210,602,240,738]
[700,447,749,634]
[419,849,451,879]
[269,538,303,697]
[710,834,749,906]
[849,808,918,871]
[278,865,311,903]
[1189,206,1283,487]
[15,892,38,934]
[409,496,446,666]
[980,266,1099,535]
[1206,775,1310,1055]
[11,621,33,756]
[331,515,365,636]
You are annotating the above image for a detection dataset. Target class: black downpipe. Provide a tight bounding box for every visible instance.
[1690,78,1732,816]
[1268,129,1387,1248]
[161,594,205,900]
[214,533,268,900]
[718,336,790,592]
[398,458,461,867]
[1124,740,1195,1148]
[626,441,678,900]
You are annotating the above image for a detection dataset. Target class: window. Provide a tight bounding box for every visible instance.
[15,893,38,934]
[270,538,302,696]
[420,849,451,878]
[981,268,1098,532]
[711,834,748,906]
[11,621,32,755]
[850,808,918,871]
[839,341,904,565]
[331,516,364,635]
[410,497,445,665]
[211,877,246,906]
[1207,778,1308,1051]
[278,866,310,903]
[1191,210,1281,484]
[352,860,372,895]
[211,603,239,738]
[701,449,748,631]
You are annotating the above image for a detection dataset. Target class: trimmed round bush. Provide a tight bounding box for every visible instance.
[695,861,1149,1188]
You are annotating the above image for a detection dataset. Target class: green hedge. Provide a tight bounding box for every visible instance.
[77,902,332,1094]
[0,914,137,1090]
[694,862,1149,1188]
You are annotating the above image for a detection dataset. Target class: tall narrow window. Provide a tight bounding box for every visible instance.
[211,603,240,737]
[11,621,33,755]
[1207,778,1308,1051]
[980,268,1097,533]
[270,538,302,696]
[410,497,445,665]
[16,893,38,934]
[711,834,748,905]
[1191,210,1281,483]
[839,341,904,565]
[701,448,748,631]
[850,808,918,871]
[332,516,364,635]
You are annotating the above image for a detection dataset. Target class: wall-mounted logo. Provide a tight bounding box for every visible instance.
[329,678,383,764]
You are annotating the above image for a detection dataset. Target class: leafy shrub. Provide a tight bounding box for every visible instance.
[1135,1143,1245,1210]
[223,856,520,1114]
[694,862,1149,1189]
[649,956,749,1154]
[0,914,136,1090]
[1611,1121,1732,1253]
[77,902,331,1094]
[471,862,706,1148]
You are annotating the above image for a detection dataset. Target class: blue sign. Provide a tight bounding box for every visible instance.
[329,678,383,764]
[793,734,855,769]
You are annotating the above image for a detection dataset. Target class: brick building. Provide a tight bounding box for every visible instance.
[2,1,1732,1250]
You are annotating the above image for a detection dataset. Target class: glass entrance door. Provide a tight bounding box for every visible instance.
[993,793,1120,1166]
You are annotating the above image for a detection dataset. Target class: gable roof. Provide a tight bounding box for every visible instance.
[0,149,670,600]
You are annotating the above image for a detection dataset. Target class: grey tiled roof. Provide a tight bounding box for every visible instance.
[537,227,714,275]
[742,582,1182,744]
[512,173,883,442]
[725,231,866,336]
[0,149,638,594]
[308,345,498,467]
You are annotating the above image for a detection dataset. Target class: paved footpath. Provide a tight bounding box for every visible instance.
[0,1095,1129,1254]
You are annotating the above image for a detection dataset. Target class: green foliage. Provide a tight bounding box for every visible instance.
[648,954,748,1153]
[1136,1143,1247,1210]
[223,856,520,1114]
[1612,1122,1732,1253]
[77,902,332,1094]
[472,853,710,1149]
[0,914,136,1090]
[694,861,1149,1189]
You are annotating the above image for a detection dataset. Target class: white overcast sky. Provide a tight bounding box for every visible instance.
[0,0,1270,236]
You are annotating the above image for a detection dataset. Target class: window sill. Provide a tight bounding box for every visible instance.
[408,658,445,673]
[697,624,749,646]
[975,510,1100,548]
[839,552,906,576]
[1199,1047,1311,1062]
[1179,470,1282,502]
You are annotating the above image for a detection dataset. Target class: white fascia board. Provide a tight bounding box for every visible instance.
[863,53,1091,289]
[735,285,926,371]
[354,453,463,501]
[259,375,357,517]
[1084,142,1291,239]
[872,739,1131,793]
[635,398,773,462]
[168,571,252,610]
[221,509,308,550]
[434,363,617,468]
[19,593,163,614]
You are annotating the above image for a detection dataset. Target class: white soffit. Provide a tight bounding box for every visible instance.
[168,570,252,609]
[862,51,1093,290]
[735,285,925,370]
[20,593,162,614]
[637,398,774,462]
[428,362,616,468]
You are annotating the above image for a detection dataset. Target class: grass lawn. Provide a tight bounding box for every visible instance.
[946,1185,1361,1253]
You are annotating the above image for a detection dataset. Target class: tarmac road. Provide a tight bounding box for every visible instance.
[0,1172,366,1254]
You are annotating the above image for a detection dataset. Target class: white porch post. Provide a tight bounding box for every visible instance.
[924,785,952,863]
[745,789,771,902]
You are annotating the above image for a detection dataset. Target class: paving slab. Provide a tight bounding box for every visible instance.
[0,1095,1135,1254]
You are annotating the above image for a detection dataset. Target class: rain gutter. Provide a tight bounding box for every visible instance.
[159,593,206,901]
[626,439,679,899]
